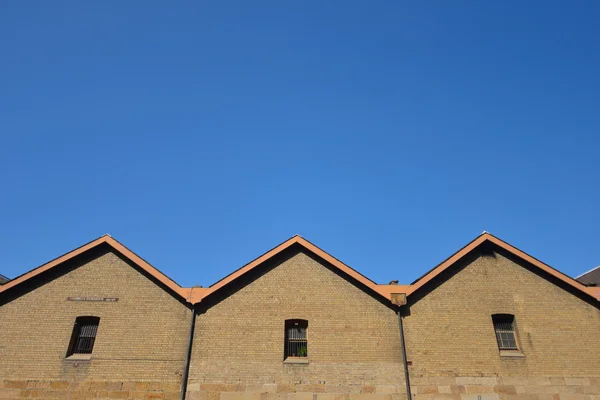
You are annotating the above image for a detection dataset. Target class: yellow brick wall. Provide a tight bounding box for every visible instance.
[2,241,600,400]
[0,246,191,387]
[403,250,600,377]
[188,248,405,398]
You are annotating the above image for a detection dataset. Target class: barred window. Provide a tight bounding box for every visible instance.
[492,314,518,351]
[67,316,100,356]
[285,319,308,358]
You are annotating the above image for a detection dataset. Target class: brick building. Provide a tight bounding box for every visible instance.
[0,233,599,400]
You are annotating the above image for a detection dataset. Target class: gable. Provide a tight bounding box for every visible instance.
[194,236,399,306]
[407,233,599,305]
[198,242,396,308]
[402,246,600,376]
[1,232,595,310]
[0,246,192,380]
[0,235,190,304]
[192,247,402,365]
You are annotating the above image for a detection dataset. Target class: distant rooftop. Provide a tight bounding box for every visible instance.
[577,266,600,286]
[0,274,9,285]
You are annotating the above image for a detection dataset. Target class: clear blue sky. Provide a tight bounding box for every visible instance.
[1,2,599,287]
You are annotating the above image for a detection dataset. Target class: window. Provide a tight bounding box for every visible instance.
[492,314,518,351]
[67,316,100,357]
[284,319,308,358]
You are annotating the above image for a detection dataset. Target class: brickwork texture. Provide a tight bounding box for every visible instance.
[0,246,191,399]
[0,241,599,400]
[187,248,405,399]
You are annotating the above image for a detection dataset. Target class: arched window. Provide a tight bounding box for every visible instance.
[66,316,100,357]
[284,319,308,358]
[491,314,518,351]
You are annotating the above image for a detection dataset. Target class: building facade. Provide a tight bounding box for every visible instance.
[0,233,599,400]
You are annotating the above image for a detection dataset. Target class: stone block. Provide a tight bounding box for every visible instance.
[560,395,587,400]
[465,387,494,394]
[35,381,51,389]
[47,391,69,399]
[203,385,228,392]
[460,394,499,400]
[70,391,99,399]
[292,393,314,400]
[163,383,181,392]
[276,385,295,394]
[145,392,165,400]
[549,379,566,387]
[362,387,376,394]
[456,379,498,387]
[416,387,438,395]
[262,394,288,400]
[263,384,278,393]
[376,386,399,394]
[500,378,530,387]
[205,391,221,400]
[121,382,137,391]
[4,381,27,389]
[0,389,20,399]
[565,379,590,387]
[583,387,600,395]
[105,382,123,391]
[187,392,203,400]
[148,383,163,392]
[348,394,392,400]
[530,378,552,387]
[317,394,338,400]
[106,391,129,399]
[493,386,517,395]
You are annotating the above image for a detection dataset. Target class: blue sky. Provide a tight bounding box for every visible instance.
[1,1,599,287]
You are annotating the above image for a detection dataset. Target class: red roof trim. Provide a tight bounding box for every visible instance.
[1,232,596,305]
[0,235,190,301]
[406,232,595,301]
[197,235,394,304]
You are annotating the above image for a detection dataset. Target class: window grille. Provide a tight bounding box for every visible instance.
[285,319,308,358]
[492,314,518,351]
[67,316,100,356]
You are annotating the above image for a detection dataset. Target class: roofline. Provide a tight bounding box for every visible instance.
[406,232,594,300]
[1,232,597,305]
[195,235,392,304]
[575,265,600,279]
[0,235,190,301]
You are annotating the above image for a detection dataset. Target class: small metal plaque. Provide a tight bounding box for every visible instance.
[67,297,118,302]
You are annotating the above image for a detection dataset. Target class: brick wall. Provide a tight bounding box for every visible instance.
[2,240,599,400]
[187,247,406,400]
[0,245,191,399]
[403,248,600,400]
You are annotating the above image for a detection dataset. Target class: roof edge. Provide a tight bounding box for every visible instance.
[2,232,595,306]
[195,235,396,305]
[0,235,189,301]
[406,232,594,301]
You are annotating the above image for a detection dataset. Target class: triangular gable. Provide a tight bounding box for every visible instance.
[4,233,594,307]
[0,234,190,302]
[189,235,399,305]
[407,232,598,301]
